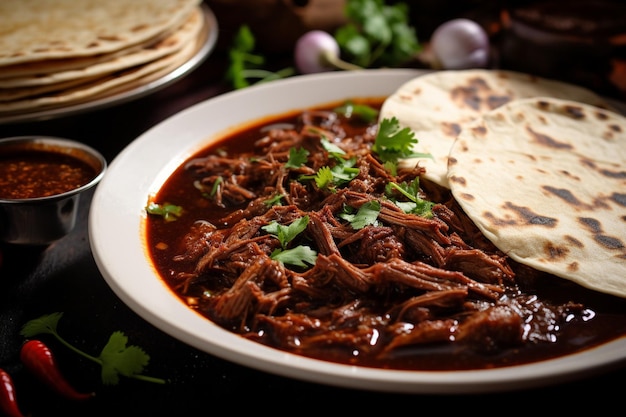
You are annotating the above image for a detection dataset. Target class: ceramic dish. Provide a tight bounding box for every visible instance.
[89,69,626,394]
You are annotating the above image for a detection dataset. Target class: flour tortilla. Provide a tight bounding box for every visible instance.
[447,97,626,298]
[0,0,200,66]
[379,69,612,188]
[0,33,199,113]
[0,7,203,88]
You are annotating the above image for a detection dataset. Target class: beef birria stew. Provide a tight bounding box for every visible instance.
[145,98,626,371]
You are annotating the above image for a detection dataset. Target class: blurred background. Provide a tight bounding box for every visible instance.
[206,0,626,99]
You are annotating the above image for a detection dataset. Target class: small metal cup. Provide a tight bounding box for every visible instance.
[0,136,107,245]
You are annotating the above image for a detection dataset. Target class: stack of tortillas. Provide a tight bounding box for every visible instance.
[0,0,210,117]
[380,69,626,298]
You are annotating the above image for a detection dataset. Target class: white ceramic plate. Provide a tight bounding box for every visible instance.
[89,69,626,394]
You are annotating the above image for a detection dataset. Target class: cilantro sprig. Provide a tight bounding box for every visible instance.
[262,216,317,267]
[225,1,420,89]
[20,312,166,386]
[372,117,424,164]
[333,101,379,123]
[226,25,296,89]
[146,201,183,222]
[335,0,421,68]
[340,200,381,229]
[385,177,435,218]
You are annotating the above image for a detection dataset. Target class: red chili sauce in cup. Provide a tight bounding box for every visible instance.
[0,149,98,200]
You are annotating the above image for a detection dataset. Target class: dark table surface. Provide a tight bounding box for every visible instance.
[1,48,625,415]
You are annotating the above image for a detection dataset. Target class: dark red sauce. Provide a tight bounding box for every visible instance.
[145,99,626,371]
[0,149,98,199]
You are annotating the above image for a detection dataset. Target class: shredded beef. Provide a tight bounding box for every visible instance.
[164,107,591,368]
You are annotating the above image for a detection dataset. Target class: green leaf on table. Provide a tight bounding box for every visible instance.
[20,312,63,337]
[99,331,150,386]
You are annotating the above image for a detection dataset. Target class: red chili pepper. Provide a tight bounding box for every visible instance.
[20,340,94,401]
[0,369,26,417]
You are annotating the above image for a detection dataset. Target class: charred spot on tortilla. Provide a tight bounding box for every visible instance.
[595,235,625,250]
[611,193,626,207]
[565,235,584,248]
[441,122,460,137]
[600,167,626,179]
[542,185,587,208]
[451,78,512,112]
[447,175,465,186]
[469,125,487,137]
[543,242,570,261]
[504,202,558,227]
[567,261,580,272]
[563,104,586,119]
[527,126,573,149]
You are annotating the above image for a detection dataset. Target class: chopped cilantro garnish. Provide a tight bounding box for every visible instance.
[385,177,435,218]
[372,117,418,163]
[263,216,317,267]
[270,245,318,267]
[340,200,381,229]
[333,101,379,123]
[146,202,183,222]
[285,147,310,169]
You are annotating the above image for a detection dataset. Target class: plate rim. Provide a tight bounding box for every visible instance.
[88,68,626,394]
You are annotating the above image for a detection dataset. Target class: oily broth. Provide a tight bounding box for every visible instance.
[145,98,626,371]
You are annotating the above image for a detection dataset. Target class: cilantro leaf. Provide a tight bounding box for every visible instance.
[336,0,421,68]
[20,312,166,386]
[263,216,318,267]
[313,166,335,189]
[263,216,309,249]
[20,312,63,337]
[321,137,346,156]
[334,101,379,123]
[270,245,318,267]
[264,194,284,207]
[146,202,183,222]
[99,331,150,385]
[372,117,418,163]
[285,147,309,169]
[226,25,295,89]
[340,200,381,229]
[386,177,435,218]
